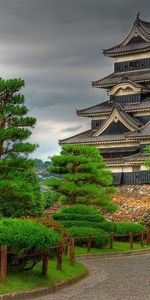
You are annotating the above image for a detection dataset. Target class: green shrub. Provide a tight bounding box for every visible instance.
[0,218,60,271]
[97,221,115,232]
[33,216,69,236]
[114,222,145,235]
[60,220,99,228]
[60,220,114,232]
[69,226,109,248]
[60,205,102,216]
[53,212,104,222]
[43,190,58,209]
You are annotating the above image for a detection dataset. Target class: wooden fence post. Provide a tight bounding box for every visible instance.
[140,233,144,247]
[0,245,7,284]
[87,234,92,252]
[109,232,113,249]
[64,237,68,256]
[146,225,150,244]
[57,241,63,270]
[70,238,75,266]
[42,251,48,277]
[130,232,134,249]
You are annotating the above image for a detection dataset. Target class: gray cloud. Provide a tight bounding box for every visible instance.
[0,0,150,159]
[61,125,82,132]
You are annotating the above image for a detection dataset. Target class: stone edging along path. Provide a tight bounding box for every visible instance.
[1,248,150,300]
[75,247,150,260]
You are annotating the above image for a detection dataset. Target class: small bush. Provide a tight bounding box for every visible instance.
[43,190,58,209]
[114,222,145,235]
[96,221,115,232]
[33,216,69,236]
[53,212,104,222]
[0,218,60,271]
[60,220,99,228]
[69,226,109,248]
[60,205,102,216]
[60,220,114,232]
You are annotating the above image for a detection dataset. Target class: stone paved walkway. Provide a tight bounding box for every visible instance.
[35,254,150,300]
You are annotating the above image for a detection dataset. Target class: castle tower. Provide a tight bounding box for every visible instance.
[60,14,150,185]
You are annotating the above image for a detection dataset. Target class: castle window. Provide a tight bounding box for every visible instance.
[91,119,104,130]
[114,58,150,73]
[110,93,142,103]
[129,62,134,69]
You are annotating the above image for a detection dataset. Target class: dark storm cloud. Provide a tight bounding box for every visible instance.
[0,0,150,159]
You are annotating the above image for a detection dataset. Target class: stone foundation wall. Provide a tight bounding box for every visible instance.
[106,184,150,222]
[115,184,150,197]
[44,185,150,222]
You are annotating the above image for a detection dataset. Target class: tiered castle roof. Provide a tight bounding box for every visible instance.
[76,97,150,117]
[103,14,150,57]
[92,70,150,88]
[59,14,150,172]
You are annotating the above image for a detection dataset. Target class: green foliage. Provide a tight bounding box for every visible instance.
[35,159,44,168]
[60,220,114,232]
[53,213,104,222]
[53,205,114,237]
[69,226,109,248]
[0,78,37,159]
[114,222,145,235]
[60,204,101,215]
[44,190,59,209]
[53,204,109,248]
[0,78,43,217]
[47,145,116,211]
[0,159,44,217]
[34,159,50,169]
[53,205,145,238]
[33,216,68,237]
[0,218,60,271]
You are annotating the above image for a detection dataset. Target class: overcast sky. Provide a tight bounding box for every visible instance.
[1,0,150,160]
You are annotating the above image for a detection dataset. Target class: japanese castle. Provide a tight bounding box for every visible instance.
[60,14,150,185]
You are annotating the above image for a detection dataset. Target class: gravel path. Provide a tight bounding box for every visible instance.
[36,254,150,300]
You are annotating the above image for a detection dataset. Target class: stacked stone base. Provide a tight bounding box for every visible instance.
[44,185,150,222]
[105,184,150,222]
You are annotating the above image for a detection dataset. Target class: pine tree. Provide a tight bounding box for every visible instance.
[0,78,43,217]
[47,144,116,212]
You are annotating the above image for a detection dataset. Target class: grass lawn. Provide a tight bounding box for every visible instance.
[0,256,86,295]
[75,241,150,255]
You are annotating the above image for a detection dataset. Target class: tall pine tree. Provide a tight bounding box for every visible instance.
[0,78,43,217]
[47,144,116,212]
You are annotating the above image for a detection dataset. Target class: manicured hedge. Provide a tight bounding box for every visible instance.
[53,205,145,244]
[113,222,145,235]
[60,205,102,216]
[32,216,69,236]
[0,218,60,271]
[53,213,104,222]
[69,226,109,248]
[60,220,114,233]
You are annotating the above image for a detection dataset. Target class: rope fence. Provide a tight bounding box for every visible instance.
[0,238,75,285]
[1,230,149,285]
[73,231,149,252]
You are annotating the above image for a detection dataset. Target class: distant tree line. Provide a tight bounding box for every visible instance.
[35,159,51,169]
